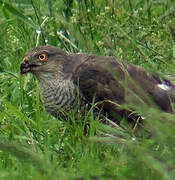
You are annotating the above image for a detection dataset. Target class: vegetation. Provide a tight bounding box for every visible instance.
[0,0,175,179]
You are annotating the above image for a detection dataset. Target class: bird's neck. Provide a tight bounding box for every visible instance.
[37,72,75,102]
[34,70,64,82]
[36,72,73,96]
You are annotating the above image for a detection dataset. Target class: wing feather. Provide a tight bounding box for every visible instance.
[72,54,175,125]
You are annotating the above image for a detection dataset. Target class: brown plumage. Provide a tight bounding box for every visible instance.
[20,45,175,125]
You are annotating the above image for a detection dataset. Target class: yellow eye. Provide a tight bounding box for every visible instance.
[38,53,47,62]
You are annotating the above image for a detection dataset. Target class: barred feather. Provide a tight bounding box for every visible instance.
[38,78,86,118]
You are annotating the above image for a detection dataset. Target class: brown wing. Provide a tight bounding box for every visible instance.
[73,56,126,104]
[73,55,162,103]
[72,55,167,124]
[72,55,140,124]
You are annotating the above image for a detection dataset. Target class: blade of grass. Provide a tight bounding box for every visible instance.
[4,101,36,128]
[0,0,38,29]
[0,137,45,173]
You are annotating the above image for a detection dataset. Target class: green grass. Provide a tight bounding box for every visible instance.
[0,0,175,179]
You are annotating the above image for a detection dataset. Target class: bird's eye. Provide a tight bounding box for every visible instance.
[38,53,48,62]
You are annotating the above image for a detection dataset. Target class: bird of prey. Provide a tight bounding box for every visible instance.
[20,46,175,125]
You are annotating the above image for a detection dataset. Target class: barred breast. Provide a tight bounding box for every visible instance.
[38,79,87,118]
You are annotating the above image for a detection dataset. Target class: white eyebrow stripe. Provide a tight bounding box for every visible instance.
[157,84,171,91]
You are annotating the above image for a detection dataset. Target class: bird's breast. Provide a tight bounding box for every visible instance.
[39,79,86,118]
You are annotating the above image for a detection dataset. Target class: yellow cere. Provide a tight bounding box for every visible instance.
[23,57,29,63]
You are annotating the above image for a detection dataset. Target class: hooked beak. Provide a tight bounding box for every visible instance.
[20,61,38,75]
[20,61,31,75]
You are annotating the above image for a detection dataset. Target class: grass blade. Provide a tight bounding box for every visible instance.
[0,0,38,29]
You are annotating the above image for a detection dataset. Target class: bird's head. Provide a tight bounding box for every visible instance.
[20,46,68,79]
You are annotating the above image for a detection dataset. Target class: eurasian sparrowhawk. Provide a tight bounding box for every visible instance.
[20,46,175,124]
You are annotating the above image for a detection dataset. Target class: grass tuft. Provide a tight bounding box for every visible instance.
[0,0,175,179]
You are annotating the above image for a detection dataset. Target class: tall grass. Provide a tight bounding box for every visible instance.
[0,0,175,179]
